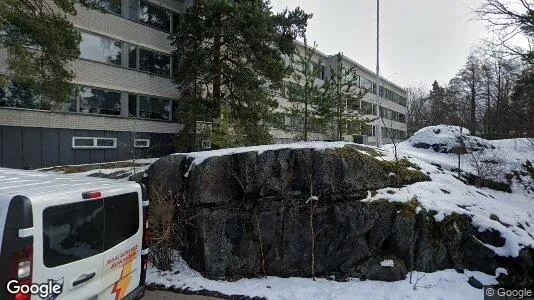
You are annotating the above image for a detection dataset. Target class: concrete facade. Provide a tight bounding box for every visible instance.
[0,0,183,168]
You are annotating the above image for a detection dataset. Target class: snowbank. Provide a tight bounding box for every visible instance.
[147,251,498,300]
[379,125,534,257]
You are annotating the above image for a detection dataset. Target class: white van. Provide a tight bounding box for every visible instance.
[0,167,149,300]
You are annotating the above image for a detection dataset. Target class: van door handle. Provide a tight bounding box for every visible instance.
[72,272,96,287]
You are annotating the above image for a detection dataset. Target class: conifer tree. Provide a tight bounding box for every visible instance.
[172,0,311,146]
[322,53,368,141]
[0,0,119,103]
[285,39,327,141]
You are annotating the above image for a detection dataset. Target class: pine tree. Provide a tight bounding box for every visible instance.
[285,39,327,141]
[0,0,119,103]
[172,0,311,146]
[321,53,367,141]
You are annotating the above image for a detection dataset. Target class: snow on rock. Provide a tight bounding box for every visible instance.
[408,125,491,153]
[380,126,534,258]
[495,268,508,277]
[380,260,395,268]
[174,141,356,176]
[147,251,498,300]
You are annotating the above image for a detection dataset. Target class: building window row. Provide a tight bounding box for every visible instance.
[128,94,171,120]
[380,107,406,123]
[0,81,177,122]
[79,31,172,77]
[380,127,407,140]
[98,0,180,34]
[342,75,407,107]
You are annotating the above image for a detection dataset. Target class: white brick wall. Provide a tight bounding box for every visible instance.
[71,3,176,53]
[71,59,177,99]
[0,107,183,133]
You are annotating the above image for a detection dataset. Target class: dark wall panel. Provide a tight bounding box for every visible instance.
[59,129,75,166]
[73,130,91,165]
[161,133,176,156]
[22,127,42,169]
[151,133,161,158]
[104,131,119,162]
[42,128,60,167]
[0,125,178,169]
[2,126,23,169]
[117,131,132,161]
[88,130,106,164]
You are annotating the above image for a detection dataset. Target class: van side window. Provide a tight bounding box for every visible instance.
[42,192,140,268]
[43,200,104,268]
[104,192,139,250]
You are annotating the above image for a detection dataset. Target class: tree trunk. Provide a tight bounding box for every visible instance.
[212,14,223,119]
[470,80,476,134]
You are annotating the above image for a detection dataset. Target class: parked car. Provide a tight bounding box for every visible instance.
[0,167,149,300]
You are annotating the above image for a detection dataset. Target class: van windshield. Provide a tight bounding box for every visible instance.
[42,192,139,268]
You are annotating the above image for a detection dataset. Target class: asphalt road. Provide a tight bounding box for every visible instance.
[144,290,221,300]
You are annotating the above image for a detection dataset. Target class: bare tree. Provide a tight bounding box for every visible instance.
[476,0,534,64]
[406,83,429,135]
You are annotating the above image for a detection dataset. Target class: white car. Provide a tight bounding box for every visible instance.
[0,167,149,300]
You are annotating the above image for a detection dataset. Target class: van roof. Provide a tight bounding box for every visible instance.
[0,167,138,199]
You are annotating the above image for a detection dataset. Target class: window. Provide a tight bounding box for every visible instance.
[313,63,325,80]
[128,94,138,117]
[43,200,104,268]
[129,45,138,69]
[360,77,373,91]
[139,48,171,76]
[134,139,150,148]
[74,86,121,116]
[79,32,122,66]
[138,96,171,120]
[97,0,121,15]
[0,81,52,110]
[72,137,117,149]
[361,101,375,115]
[139,0,171,32]
[399,113,406,123]
[42,193,139,268]
[104,192,139,250]
[172,13,181,33]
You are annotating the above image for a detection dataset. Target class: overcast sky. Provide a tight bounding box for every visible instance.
[269,0,487,89]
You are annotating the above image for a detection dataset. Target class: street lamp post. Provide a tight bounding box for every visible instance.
[375,0,382,147]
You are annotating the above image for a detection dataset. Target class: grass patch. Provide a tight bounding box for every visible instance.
[345,144,385,157]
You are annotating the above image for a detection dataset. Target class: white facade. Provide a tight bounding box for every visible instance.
[272,42,408,145]
[0,0,183,134]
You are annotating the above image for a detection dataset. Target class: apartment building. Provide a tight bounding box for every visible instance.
[0,1,407,169]
[271,42,408,145]
[0,0,185,169]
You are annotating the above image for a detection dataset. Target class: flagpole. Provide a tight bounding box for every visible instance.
[375,0,382,147]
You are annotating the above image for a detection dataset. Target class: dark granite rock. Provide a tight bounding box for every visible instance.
[146,145,533,284]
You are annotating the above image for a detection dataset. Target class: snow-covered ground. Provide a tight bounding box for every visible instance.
[376,127,534,257]
[147,251,498,300]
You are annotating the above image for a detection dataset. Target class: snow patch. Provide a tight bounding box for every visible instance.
[495,267,508,277]
[147,252,499,300]
[380,260,395,268]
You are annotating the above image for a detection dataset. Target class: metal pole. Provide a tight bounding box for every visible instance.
[375,0,382,147]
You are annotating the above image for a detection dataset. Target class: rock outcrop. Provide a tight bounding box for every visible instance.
[147,145,533,284]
